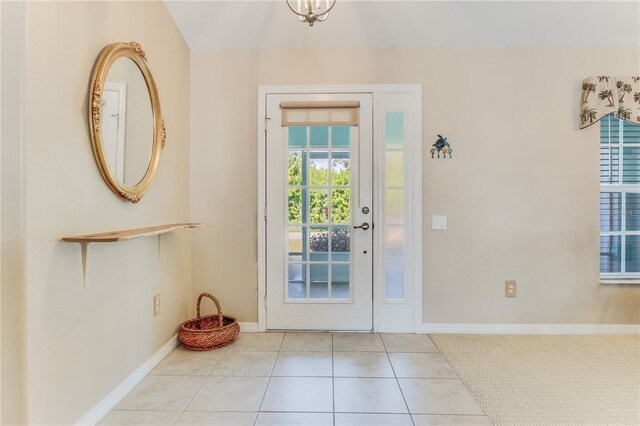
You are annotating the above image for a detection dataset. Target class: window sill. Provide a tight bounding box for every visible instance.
[600,279,640,285]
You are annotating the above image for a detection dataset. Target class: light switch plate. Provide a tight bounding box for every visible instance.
[432,215,447,230]
[153,294,161,316]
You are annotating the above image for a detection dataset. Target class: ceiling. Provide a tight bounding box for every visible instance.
[165,0,640,51]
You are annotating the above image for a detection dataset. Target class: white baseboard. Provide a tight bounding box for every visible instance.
[229,322,640,335]
[422,323,640,334]
[239,322,259,332]
[76,334,179,426]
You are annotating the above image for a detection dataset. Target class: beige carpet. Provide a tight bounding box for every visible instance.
[430,334,640,426]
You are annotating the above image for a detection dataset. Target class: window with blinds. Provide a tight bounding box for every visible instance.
[600,115,640,282]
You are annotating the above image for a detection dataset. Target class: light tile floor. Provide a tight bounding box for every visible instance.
[100,333,492,426]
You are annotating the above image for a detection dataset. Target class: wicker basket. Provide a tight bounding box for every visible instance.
[179,293,239,350]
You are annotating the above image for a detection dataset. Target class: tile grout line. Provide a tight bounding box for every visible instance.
[253,333,285,425]
[250,409,490,416]
[170,344,229,425]
[332,332,336,426]
[112,408,489,416]
[380,335,416,426]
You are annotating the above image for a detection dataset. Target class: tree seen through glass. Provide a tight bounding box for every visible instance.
[288,150,350,224]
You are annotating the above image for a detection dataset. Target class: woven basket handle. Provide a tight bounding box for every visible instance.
[196,293,224,330]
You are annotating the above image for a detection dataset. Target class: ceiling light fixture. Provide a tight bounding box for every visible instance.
[286,0,336,26]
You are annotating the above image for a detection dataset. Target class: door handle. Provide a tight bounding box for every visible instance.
[353,222,370,231]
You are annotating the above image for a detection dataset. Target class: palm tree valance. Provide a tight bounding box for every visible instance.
[580,76,640,129]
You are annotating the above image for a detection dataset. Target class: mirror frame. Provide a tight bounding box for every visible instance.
[88,41,165,203]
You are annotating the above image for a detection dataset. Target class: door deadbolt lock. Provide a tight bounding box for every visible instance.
[354,222,370,231]
[362,207,370,214]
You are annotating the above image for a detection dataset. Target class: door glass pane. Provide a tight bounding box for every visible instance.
[626,235,640,273]
[288,226,306,261]
[332,126,350,147]
[288,127,307,148]
[310,264,329,298]
[386,227,404,262]
[386,112,404,148]
[600,235,621,273]
[310,152,329,186]
[288,263,305,282]
[386,189,404,225]
[331,264,350,299]
[309,227,329,261]
[288,151,305,186]
[310,126,329,147]
[386,151,403,186]
[288,189,303,224]
[288,263,306,299]
[288,282,306,299]
[600,192,621,232]
[331,226,350,262]
[331,151,350,186]
[310,190,329,223]
[385,264,404,300]
[626,193,640,231]
[310,282,329,299]
[331,189,350,223]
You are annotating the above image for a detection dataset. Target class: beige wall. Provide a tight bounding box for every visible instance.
[17,1,191,423]
[1,2,28,424]
[191,47,640,325]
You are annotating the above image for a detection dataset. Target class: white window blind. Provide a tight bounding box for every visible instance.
[280,100,359,127]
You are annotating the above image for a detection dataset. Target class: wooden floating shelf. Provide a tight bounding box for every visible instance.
[61,223,204,243]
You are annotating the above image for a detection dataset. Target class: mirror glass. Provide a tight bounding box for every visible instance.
[101,57,154,186]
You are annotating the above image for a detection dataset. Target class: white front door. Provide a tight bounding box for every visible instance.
[265,93,373,330]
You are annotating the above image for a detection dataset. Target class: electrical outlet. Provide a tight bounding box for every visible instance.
[153,294,161,316]
[505,280,517,298]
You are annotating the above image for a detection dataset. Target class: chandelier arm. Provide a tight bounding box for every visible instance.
[285,0,309,18]
[314,0,336,18]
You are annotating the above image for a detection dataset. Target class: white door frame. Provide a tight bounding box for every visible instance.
[258,84,423,333]
[103,82,127,182]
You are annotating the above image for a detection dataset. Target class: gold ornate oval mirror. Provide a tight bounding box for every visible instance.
[88,41,165,203]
